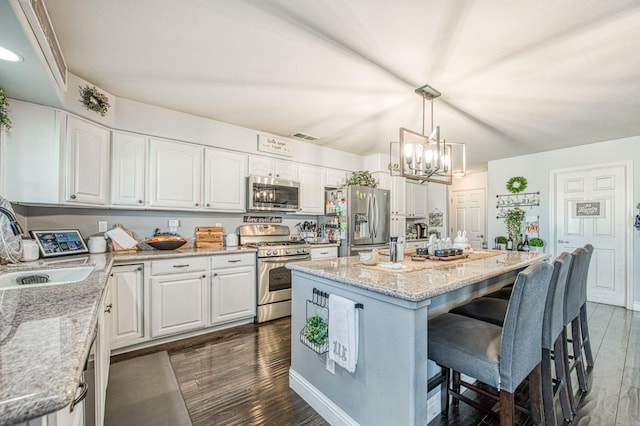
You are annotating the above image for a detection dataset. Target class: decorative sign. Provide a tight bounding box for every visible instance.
[574,201,603,218]
[258,135,295,157]
[428,210,443,227]
[243,216,283,223]
[524,215,539,237]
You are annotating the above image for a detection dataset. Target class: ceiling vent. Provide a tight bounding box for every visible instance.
[291,132,319,142]
[18,0,68,90]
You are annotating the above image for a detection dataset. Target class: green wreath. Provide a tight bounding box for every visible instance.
[79,85,110,117]
[506,176,528,194]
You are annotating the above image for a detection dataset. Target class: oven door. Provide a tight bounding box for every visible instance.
[257,254,310,305]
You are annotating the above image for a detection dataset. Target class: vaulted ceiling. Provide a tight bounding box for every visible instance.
[3,0,640,171]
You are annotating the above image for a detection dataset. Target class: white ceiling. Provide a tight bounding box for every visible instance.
[3,0,640,171]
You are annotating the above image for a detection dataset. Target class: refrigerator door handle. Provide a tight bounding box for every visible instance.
[372,194,378,238]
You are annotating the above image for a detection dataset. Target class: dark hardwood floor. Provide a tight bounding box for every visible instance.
[112,302,639,425]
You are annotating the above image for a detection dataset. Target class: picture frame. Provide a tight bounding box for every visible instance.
[29,229,89,257]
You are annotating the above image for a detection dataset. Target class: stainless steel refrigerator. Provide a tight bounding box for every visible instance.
[325,185,390,257]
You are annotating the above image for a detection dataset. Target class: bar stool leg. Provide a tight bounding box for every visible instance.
[541,348,556,425]
[572,317,589,393]
[580,305,594,368]
[499,389,515,426]
[562,328,577,416]
[528,363,543,425]
[452,371,461,408]
[440,367,450,415]
[554,334,574,422]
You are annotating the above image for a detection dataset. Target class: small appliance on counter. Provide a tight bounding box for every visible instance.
[414,222,428,239]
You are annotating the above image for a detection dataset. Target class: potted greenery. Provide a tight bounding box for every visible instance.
[0,87,12,130]
[496,235,507,250]
[529,237,545,254]
[345,170,377,188]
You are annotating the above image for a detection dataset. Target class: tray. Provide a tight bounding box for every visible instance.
[428,254,469,261]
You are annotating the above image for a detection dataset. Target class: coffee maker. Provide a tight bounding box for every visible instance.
[415,223,428,239]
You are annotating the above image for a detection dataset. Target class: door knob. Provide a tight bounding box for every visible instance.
[558,240,570,244]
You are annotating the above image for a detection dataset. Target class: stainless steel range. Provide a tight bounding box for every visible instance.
[240,224,310,322]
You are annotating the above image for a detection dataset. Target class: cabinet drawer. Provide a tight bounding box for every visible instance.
[310,246,338,260]
[150,257,209,275]
[211,252,255,269]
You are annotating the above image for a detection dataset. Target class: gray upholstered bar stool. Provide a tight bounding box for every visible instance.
[428,261,553,426]
[449,253,575,424]
[579,244,595,369]
[563,245,593,401]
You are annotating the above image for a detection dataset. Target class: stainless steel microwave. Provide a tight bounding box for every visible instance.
[247,175,300,212]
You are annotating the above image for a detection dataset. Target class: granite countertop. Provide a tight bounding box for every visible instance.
[0,245,256,425]
[288,251,549,302]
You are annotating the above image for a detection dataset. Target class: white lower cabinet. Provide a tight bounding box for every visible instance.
[210,253,256,324]
[109,264,145,349]
[95,282,112,426]
[150,258,209,337]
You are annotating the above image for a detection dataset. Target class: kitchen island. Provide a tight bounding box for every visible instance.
[288,250,548,426]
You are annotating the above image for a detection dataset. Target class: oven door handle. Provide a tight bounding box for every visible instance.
[260,256,311,263]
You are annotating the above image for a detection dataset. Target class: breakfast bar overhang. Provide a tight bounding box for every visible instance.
[287,251,548,426]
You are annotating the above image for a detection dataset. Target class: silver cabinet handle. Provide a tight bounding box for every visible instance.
[138,199,143,204]
[320,251,329,255]
[105,303,113,313]
[70,382,88,412]
[227,259,241,263]
[173,264,190,268]
[70,194,77,199]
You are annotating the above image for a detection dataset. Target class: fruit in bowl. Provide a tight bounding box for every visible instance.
[359,249,379,265]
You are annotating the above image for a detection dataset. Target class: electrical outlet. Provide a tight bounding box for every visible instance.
[168,219,179,228]
[98,221,108,233]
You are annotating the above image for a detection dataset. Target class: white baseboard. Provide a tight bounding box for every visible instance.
[289,368,359,426]
[633,301,640,312]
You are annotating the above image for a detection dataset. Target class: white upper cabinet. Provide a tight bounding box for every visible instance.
[1,100,63,204]
[406,182,428,218]
[148,138,203,209]
[64,116,110,206]
[248,156,298,180]
[111,131,147,207]
[391,176,406,215]
[297,164,325,214]
[204,148,247,212]
[325,168,349,188]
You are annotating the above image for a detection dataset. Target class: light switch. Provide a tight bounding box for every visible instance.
[98,221,107,232]
[168,219,179,228]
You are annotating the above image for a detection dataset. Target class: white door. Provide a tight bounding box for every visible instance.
[450,188,486,249]
[551,163,629,307]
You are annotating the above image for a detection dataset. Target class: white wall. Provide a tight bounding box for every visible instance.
[488,135,639,304]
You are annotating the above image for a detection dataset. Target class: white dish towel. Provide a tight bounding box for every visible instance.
[328,294,359,373]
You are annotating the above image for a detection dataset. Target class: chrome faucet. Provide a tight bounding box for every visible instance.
[0,207,23,236]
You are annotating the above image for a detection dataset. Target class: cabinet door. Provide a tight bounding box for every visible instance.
[109,264,144,350]
[151,271,208,337]
[406,182,427,218]
[148,138,203,209]
[391,176,406,215]
[66,116,110,205]
[325,168,348,188]
[390,214,406,238]
[210,265,256,324]
[204,149,247,212]
[95,282,112,426]
[297,165,325,214]
[1,100,63,204]
[248,156,275,177]
[111,132,146,207]
[274,161,298,180]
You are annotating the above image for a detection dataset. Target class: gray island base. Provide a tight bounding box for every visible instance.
[288,251,548,425]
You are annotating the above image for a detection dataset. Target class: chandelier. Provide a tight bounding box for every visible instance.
[390,84,466,184]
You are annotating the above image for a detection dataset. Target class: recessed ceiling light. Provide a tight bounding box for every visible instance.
[0,46,23,62]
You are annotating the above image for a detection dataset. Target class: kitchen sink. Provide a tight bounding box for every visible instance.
[0,266,94,290]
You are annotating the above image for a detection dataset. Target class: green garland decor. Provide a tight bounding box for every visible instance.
[79,85,110,116]
[0,87,11,130]
[506,176,528,194]
[345,170,377,187]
